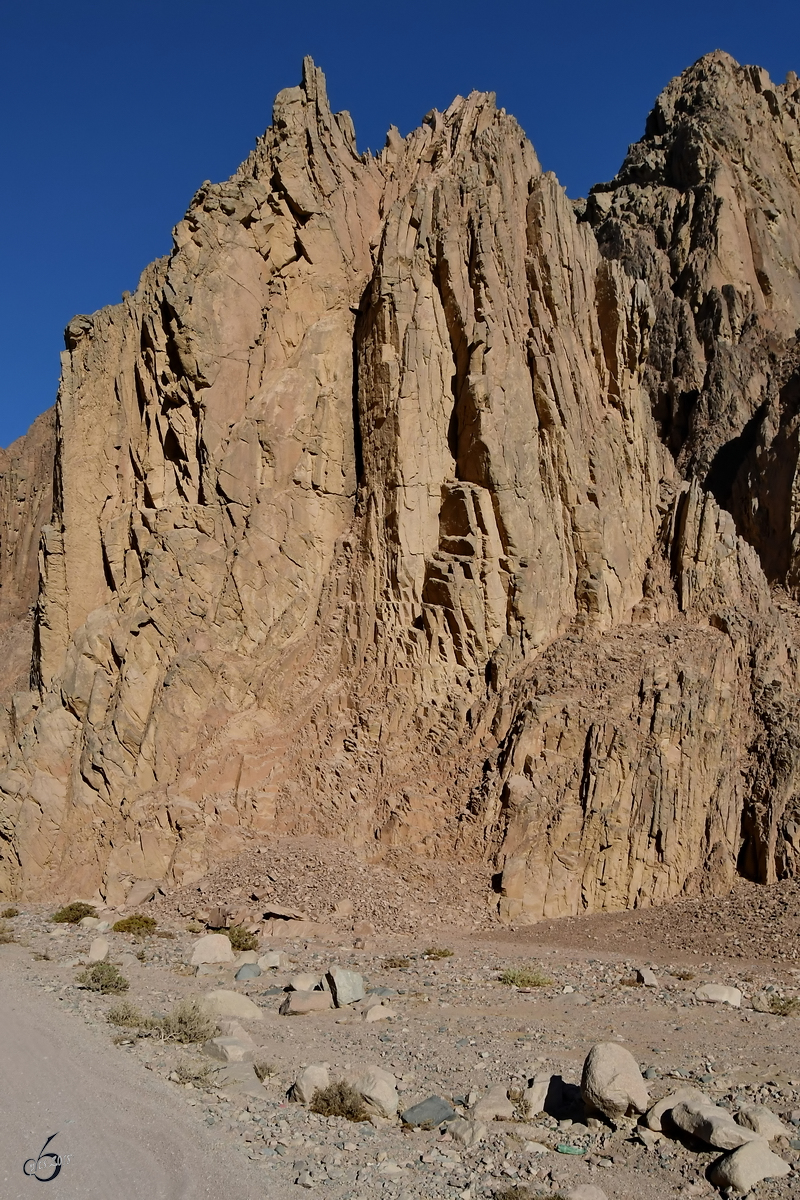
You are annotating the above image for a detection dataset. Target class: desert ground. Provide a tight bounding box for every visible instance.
[1,838,798,1200]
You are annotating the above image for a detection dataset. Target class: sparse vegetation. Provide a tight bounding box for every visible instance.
[105,1000,161,1032]
[53,901,96,924]
[226,925,259,952]
[499,966,553,988]
[769,994,800,1016]
[620,976,643,987]
[423,947,453,960]
[155,929,175,939]
[160,999,217,1044]
[254,1060,279,1082]
[671,969,695,981]
[173,1058,214,1087]
[186,921,204,933]
[0,920,16,944]
[382,956,411,969]
[494,1188,565,1200]
[112,914,158,936]
[1,906,19,918]
[76,962,129,994]
[309,1080,368,1122]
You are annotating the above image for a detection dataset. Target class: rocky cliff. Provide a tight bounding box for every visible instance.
[2,52,800,918]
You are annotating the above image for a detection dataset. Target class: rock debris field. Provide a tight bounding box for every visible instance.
[2,842,800,1200]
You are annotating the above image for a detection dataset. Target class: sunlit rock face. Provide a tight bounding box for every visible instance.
[2,53,800,920]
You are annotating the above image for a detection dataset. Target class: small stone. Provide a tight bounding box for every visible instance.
[279,990,333,1016]
[191,934,235,966]
[87,935,109,963]
[751,991,774,1013]
[235,963,262,980]
[296,1170,316,1188]
[636,968,658,988]
[472,1084,515,1121]
[216,1020,254,1044]
[78,916,100,928]
[694,983,742,1007]
[566,1188,609,1200]
[708,1139,791,1191]
[292,1063,330,1103]
[401,1096,458,1127]
[522,1141,552,1155]
[522,1073,561,1117]
[326,965,365,1006]
[581,1042,649,1120]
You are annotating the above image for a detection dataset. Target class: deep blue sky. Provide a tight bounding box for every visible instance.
[2,0,799,447]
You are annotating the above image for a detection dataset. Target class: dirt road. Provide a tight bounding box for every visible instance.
[0,970,263,1200]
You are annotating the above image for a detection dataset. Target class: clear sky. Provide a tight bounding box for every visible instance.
[2,0,799,447]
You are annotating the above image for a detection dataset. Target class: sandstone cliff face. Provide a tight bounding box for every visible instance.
[2,54,800,919]
[0,411,55,740]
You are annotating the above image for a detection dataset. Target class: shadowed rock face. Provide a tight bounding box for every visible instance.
[2,53,800,918]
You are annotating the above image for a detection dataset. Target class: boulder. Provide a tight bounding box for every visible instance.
[234,963,262,981]
[448,1117,486,1148]
[291,1063,330,1104]
[636,967,658,988]
[79,916,100,928]
[566,1188,609,1200]
[671,1098,763,1150]
[87,935,109,963]
[522,1073,560,1118]
[279,990,333,1016]
[210,1062,265,1099]
[191,934,235,966]
[289,972,320,992]
[202,1037,253,1063]
[581,1043,649,1120]
[708,1140,791,1191]
[472,1083,515,1121]
[694,983,742,1007]
[343,1065,398,1118]
[216,1020,254,1044]
[364,1003,398,1022]
[125,880,160,907]
[401,1096,457,1127]
[736,1103,792,1141]
[258,950,289,970]
[645,1086,708,1132]
[201,989,263,1020]
[326,965,365,1006]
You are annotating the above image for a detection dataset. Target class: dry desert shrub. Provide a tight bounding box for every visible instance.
[112,914,158,936]
[225,925,259,952]
[173,1058,214,1087]
[1,906,19,918]
[254,1060,279,1082]
[52,901,96,924]
[106,1001,160,1033]
[382,955,411,969]
[499,966,553,988]
[423,947,453,960]
[769,994,800,1016]
[309,1080,368,1122]
[77,962,129,994]
[160,999,218,1044]
[0,920,16,944]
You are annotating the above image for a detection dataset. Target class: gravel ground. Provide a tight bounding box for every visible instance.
[1,844,799,1200]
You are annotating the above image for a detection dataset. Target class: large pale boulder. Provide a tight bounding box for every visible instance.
[736,1103,792,1141]
[326,966,365,1006]
[291,1064,330,1103]
[644,1086,707,1132]
[279,990,332,1016]
[343,1065,398,1119]
[472,1084,515,1122]
[87,936,109,963]
[191,934,235,966]
[695,983,742,1007]
[581,1043,649,1120]
[671,1098,763,1150]
[201,989,263,1020]
[709,1140,791,1191]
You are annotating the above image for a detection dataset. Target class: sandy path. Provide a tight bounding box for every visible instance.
[0,970,264,1200]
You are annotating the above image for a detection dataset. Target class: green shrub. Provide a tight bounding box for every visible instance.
[226,925,259,952]
[112,914,158,936]
[499,966,553,988]
[53,901,96,924]
[1,906,19,918]
[309,1080,368,1122]
[76,962,129,994]
[160,999,217,1044]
